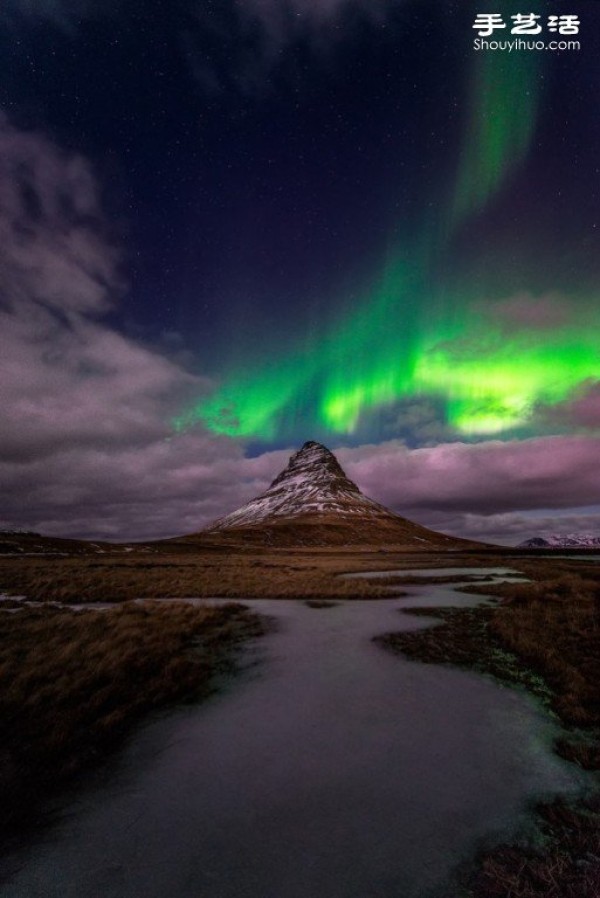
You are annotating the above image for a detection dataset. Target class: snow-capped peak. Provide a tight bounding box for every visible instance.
[518,533,600,549]
[209,440,391,531]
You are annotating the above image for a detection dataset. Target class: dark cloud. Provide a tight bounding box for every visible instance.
[338,435,600,517]
[4,425,599,542]
[0,117,291,541]
[0,435,290,540]
[0,112,122,316]
[380,399,454,446]
[542,380,600,430]
[0,116,271,539]
[413,510,600,547]
[0,115,206,465]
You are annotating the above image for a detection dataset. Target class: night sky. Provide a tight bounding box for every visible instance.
[2,0,600,544]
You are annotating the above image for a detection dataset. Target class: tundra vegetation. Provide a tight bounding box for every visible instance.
[377,557,600,898]
[0,548,403,603]
[0,600,266,843]
[0,547,598,896]
[0,543,403,844]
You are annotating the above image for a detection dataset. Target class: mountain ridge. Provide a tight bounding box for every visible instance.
[518,534,600,549]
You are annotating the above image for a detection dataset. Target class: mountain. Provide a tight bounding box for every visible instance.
[518,534,600,549]
[200,441,480,548]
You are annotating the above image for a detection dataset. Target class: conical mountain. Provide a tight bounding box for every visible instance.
[204,441,478,548]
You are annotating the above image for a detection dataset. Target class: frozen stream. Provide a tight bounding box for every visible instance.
[0,580,587,898]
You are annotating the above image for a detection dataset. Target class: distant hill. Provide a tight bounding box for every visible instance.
[518,534,600,549]
[0,530,156,556]
[0,530,102,556]
[192,440,484,549]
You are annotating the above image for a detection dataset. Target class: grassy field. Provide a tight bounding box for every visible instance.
[0,600,266,843]
[0,544,558,604]
[377,558,600,898]
[0,547,426,602]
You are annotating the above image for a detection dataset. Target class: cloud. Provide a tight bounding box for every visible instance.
[542,380,600,430]
[0,112,120,317]
[379,399,454,446]
[0,116,274,539]
[414,510,600,547]
[6,430,599,542]
[338,435,600,517]
[0,434,290,540]
[485,293,573,331]
[185,0,392,95]
[0,115,203,462]
[565,383,600,428]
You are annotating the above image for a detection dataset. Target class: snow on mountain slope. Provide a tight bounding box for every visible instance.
[519,534,600,549]
[211,441,392,530]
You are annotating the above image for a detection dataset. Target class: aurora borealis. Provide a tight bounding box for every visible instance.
[175,11,597,446]
[2,0,600,543]
[450,42,540,228]
[177,269,600,441]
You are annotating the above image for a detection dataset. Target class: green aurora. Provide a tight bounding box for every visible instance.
[175,9,599,443]
[177,285,600,439]
[450,47,540,228]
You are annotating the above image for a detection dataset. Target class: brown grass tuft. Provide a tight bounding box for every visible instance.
[0,601,265,840]
[468,796,600,898]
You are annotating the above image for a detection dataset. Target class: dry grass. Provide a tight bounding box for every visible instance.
[377,559,600,898]
[376,605,555,707]
[464,570,600,730]
[0,550,407,603]
[381,565,600,739]
[0,546,545,605]
[0,601,265,840]
[467,796,600,898]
